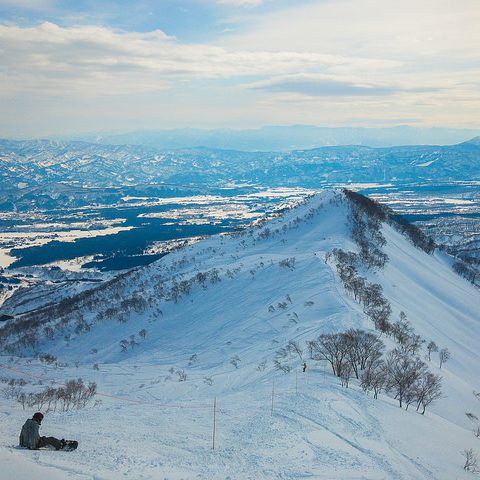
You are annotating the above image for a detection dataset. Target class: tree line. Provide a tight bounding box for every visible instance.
[307,329,444,413]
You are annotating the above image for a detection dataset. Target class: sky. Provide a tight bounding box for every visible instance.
[0,0,479,137]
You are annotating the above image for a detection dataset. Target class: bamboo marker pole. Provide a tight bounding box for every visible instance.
[212,397,217,450]
[271,382,275,416]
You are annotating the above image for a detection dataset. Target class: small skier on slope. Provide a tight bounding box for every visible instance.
[19,412,67,450]
[303,362,307,373]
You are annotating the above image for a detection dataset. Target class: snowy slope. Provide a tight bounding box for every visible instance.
[1,190,479,479]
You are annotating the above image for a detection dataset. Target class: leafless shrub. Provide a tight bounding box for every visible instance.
[463,448,479,472]
[279,257,296,269]
[38,354,57,365]
[273,359,292,373]
[257,360,267,372]
[14,379,97,412]
[176,369,187,382]
[230,355,241,369]
[120,339,129,352]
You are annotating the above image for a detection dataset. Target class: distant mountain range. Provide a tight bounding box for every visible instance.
[0,136,479,211]
[69,125,480,151]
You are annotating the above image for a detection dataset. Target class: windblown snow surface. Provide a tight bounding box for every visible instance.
[1,190,479,479]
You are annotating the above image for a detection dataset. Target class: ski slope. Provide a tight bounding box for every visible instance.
[1,190,479,479]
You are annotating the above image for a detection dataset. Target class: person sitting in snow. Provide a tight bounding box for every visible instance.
[19,412,65,450]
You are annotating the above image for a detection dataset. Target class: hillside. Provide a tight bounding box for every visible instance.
[1,190,479,479]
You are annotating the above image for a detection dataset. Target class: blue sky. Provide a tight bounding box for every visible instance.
[0,0,479,137]
[0,0,307,41]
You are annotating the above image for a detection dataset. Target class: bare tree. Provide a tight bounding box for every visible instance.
[306,340,316,360]
[339,362,353,388]
[361,359,387,399]
[310,333,349,377]
[385,350,427,409]
[439,348,450,369]
[426,341,438,361]
[344,329,384,379]
[415,372,443,414]
[287,340,304,361]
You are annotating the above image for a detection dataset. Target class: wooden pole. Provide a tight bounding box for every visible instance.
[212,396,217,450]
[271,382,275,416]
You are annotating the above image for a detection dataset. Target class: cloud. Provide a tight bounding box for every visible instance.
[1,0,479,135]
[247,74,396,97]
[0,21,343,96]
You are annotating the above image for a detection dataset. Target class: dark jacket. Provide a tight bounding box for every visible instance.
[19,418,40,449]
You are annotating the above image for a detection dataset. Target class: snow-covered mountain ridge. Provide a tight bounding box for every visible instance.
[1,138,480,212]
[1,190,479,479]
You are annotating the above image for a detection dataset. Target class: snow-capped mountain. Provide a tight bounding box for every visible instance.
[74,125,480,151]
[1,138,480,212]
[1,190,479,479]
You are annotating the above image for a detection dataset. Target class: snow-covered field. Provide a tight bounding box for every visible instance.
[1,191,479,479]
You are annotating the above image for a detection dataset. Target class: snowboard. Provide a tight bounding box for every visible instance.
[60,440,78,451]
